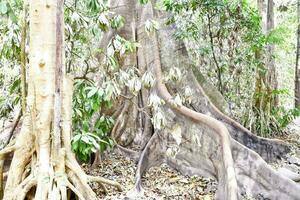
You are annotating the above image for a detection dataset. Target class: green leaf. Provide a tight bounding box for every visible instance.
[92,100,99,111]
[106,100,113,109]
[98,88,104,97]
[9,78,20,94]
[111,15,125,30]
[87,87,98,98]
[72,134,81,143]
[72,141,79,151]
[75,109,82,117]
[0,2,8,14]
[139,0,149,4]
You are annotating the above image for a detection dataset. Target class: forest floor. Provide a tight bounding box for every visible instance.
[81,118,300,200]
[83,152,217,200]
[2,119,299,199]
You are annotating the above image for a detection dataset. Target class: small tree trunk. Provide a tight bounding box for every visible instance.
[252,0,279,136]
[257,0,267,33]
[20,0,27,114]
[266,0,279,105]
[295,0,300,107]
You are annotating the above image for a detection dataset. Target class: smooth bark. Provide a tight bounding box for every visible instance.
[296,0,300,107]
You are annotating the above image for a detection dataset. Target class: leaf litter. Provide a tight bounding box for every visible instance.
[83,152,217,200]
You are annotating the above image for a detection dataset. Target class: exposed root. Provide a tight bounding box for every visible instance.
[189,68,291,162]
[64,179,85,200]
[67,157,123,191]
[0,145,16,156]
[0,155,5,199]
[2,76,123,199]
[130,2,300,199]
[15,175,37,200]
[151,25,238,200]
[2,150,123,200]
[87,175,123,191]
[98,182,108,194]
[116,144,139,162]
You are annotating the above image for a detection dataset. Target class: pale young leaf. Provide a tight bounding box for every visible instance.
[142,71,155,88]
[171,124,182,145]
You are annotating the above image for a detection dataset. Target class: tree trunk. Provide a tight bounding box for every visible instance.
[0,1,121,199]
[253,0,279,136]
[103,1,300,199]
[296,0,300,107]
[266,0,279,105]
[20,0,27,114]
[257,0,267,33]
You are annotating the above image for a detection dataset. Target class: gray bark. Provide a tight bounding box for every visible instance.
[296,0,300,107]
[266,0,279,105]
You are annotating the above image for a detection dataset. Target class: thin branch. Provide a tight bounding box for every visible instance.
[3,110,22,147]
[207,14,223,92]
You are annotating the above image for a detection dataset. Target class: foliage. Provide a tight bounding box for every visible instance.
[248,105,300,137]
[165,0,262,114]
[159,0,298,137]
[273,107,300,130]
[67,0,143,160]
[0,0,24,126]
[72,80,114,161]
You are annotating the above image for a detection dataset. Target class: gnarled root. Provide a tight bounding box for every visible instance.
[132,109,300,199]
[189,68,291,162]
[1,130,123,200]
[2,77,122,200]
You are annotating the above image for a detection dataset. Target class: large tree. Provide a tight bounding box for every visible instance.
[103,1,300,200]
[1,0,300,200]
[0,0,121,199]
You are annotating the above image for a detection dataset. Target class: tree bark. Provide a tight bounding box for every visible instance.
[295,0,300,107]
[266,0,279,105]
[20,0,27,114]
[253,0,279,136]
[257,0,267,33]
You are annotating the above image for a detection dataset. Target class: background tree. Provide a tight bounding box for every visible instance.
[296,0,300,107]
